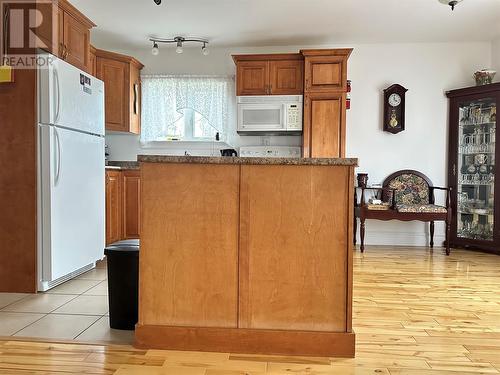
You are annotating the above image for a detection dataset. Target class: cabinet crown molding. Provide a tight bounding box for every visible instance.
[300,48,353,58]
[58,0,96,28]
[232,53,303,63]
[95,49,145,70]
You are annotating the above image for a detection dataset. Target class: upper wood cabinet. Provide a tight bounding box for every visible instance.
[302,49,351,93]
[233,54,304,96]
[301,49,352,158]
[57,0,95,73]
[95,49,144,134]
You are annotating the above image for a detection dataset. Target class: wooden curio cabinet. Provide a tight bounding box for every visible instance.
[447,83,500,254]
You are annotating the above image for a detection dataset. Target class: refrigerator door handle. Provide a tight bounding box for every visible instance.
[53,67,60,123]
[54,128,62,185]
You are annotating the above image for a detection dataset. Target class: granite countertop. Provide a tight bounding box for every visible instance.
[138,155,358,166]
[105,161,140,170]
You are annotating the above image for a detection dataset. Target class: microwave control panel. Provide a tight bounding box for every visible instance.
[287,104,302,130]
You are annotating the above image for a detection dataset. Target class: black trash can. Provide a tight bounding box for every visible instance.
[104,239,139,330]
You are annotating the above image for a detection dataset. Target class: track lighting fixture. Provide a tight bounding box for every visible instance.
[149,36,210,56]
[439,0,463,11]
[153,0,161,5]
[151,42,160,56]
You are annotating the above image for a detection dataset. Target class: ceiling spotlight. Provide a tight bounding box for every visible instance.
[176,43,183,54]
[152,42,159,56]
[153,0,161,5]
[201,43,209,56]
[439,0,463,11]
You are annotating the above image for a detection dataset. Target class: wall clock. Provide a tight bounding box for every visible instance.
[383,84,408,134]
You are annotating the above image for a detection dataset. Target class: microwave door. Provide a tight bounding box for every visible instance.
[238,103,285,132]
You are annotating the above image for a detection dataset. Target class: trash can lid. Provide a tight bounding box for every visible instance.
[104,239,139,256]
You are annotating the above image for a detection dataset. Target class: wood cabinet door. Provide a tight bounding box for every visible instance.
[140,163,240,328]
[62,12,90,71]
[269,60,303,95]
[236,61,269,96]
[96,57,129,132]
[122,170,140,239]
[303,93,346,158]
[304,55,347,93]
[239,165,349,332]
[34,2,58,55]
[89,46,97,76]
[106,170,122,245]
[128,65,141,134]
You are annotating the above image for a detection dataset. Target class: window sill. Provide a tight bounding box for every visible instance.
[140,140,232,150]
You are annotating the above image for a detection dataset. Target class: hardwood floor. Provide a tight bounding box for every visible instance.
[1,246,499,374]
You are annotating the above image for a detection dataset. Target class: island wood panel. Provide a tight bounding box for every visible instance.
[239,165,350,332]
[0,69,38,293]
[303,93,346,158]
[122,170,141,239]
[139,163,240,328]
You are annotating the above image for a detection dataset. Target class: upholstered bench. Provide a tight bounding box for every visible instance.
[354,170,452,255]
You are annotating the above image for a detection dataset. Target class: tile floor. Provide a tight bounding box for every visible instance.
[0,260,134,344]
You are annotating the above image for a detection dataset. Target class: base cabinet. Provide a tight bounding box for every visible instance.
[105,170,122,245]
[105,169,140,245]
[122,170,141,239]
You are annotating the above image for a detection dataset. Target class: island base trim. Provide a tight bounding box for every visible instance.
[135,324,355,357]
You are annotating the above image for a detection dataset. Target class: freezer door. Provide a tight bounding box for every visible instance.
[39,125,105,283]
[39,55,105,136]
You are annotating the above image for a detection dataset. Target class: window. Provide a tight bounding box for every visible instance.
[141,75,233,143]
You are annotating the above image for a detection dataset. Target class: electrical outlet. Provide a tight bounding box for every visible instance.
[261,136,271,146]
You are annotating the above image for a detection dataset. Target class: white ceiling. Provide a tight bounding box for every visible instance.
[72,0,500,49]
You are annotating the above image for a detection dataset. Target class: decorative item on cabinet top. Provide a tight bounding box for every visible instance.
[383,84,408,134]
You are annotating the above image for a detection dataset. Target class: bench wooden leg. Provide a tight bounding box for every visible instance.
[360,219,365,253]
[354,217,357,246]
[430,221,435,248]
[445,220,451,256]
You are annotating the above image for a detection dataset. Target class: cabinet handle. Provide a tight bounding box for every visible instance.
[133,83,138,115]
[59,42,64,57]
[453,164,456,176]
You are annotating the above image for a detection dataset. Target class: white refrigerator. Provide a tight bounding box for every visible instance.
[37,53,105,292]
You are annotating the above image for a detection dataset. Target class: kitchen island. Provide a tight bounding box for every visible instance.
[135,155,357,357]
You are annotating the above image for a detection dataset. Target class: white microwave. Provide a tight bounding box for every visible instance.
[237,95,303,135]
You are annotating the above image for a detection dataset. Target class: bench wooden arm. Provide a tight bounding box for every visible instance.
[429,186,452,209]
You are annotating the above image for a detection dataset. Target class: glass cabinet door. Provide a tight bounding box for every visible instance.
[457,97,496,241]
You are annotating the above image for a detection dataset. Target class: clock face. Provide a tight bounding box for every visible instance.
[388,93,402,107]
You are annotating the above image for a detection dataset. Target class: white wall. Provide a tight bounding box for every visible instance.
[493,38,500,77]
[103,41,492,246]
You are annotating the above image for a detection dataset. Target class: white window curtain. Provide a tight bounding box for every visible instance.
[141,75,233,143]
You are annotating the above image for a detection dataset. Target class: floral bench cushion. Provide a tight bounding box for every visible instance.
[396,204,447,214]
[388,173,430,205]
